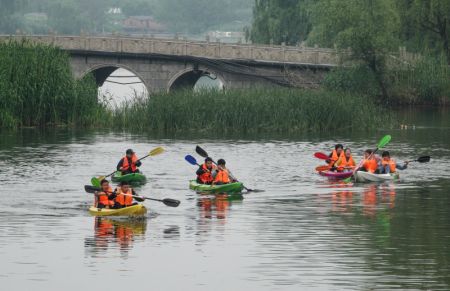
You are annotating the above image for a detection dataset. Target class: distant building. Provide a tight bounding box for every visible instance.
[107,8,122,15]
[122,16,166,34]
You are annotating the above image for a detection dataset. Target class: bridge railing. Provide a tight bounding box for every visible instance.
[0,35,339,66]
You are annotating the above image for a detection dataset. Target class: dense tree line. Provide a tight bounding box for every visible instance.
[250,0,450,104]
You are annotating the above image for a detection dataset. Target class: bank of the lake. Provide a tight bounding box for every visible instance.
[5,41,450,133]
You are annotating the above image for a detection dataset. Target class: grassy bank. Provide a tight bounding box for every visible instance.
[110,89,391,134]
[0,41,107,128]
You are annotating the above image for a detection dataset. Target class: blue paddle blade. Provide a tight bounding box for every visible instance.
[184,155,197,165]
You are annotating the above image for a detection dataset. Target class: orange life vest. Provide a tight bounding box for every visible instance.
[114,188,134,207]
[337,155,356,170]
[121,154,138,172]
[96,186,114,207]
[198,163,217,184]
[382,159,396,173]
[214,168,230,184]
[363,158,378,173]
[329,149,344,166]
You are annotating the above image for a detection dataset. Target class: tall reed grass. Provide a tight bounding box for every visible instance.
[110,89,391,134]
[0,40,107,128]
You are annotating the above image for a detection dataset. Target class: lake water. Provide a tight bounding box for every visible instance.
[0,108,449,290]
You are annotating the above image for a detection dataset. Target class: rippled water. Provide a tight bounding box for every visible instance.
[1,108,449,290]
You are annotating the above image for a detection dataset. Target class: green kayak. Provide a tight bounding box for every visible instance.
[112,171,147,184]
[189,180,244,193]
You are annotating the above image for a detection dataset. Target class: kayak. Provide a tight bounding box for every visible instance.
[319,171,354,179]
[111,171,146,184]
[355,171,399,182]
[189,180,244,193]
[88,204,147,217]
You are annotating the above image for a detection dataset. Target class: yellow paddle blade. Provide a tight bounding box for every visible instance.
[149,147,165,156]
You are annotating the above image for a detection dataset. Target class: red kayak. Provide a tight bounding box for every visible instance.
[318,171,353,179]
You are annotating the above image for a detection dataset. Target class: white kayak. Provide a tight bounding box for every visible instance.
[355,171,399,182]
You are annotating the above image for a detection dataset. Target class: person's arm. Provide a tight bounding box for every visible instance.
[132,189,145,202]
[109,190,117,200]
[116,159,124,171]
[135,160,142,167]
[196,166,206,176]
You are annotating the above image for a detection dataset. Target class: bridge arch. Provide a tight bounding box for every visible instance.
[80,64,149,93]
[167,68,225,92]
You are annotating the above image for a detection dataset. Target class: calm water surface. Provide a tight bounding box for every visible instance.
[0,108,449,291]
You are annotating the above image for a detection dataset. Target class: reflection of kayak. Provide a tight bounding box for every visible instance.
[355,171,399,182]
[319,171,353,179]
[111,171,146,184]
[189,180,244,193]
[89,204,147,217]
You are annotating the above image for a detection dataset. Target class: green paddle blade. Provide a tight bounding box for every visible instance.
[91,177,101,187]
[377,135,391,149]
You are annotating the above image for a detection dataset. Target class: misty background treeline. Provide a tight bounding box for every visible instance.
[0,0,253,36]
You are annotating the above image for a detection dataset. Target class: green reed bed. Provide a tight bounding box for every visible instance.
[111,89,390,134]
[0,40,107,128]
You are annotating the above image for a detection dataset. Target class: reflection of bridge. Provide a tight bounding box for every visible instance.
[0,35,339,92]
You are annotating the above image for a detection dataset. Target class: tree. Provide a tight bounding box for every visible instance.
[308,0,399,101]
[411,0,450,63]
[250,0,314,45]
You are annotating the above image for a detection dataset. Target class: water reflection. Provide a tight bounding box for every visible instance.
[84,217,147,257]
[197,193,243,220]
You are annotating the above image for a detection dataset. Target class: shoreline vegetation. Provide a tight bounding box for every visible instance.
[0,41,447,132]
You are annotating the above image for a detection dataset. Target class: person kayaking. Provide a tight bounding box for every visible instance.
[335,148,356,172]
[327,144,345,169]
[117,149,141,175]
[196,157,217,184]
[361,149,380,173]
[379,151,408,174]
[212,159,235,185]
[95,179,114,209]
[110,181,144,209]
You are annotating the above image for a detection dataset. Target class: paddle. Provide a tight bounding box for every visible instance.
[314,152,330,160]
[405,156,431,164]
[185,155,203,168]
[195,146,263,193]
[84,185,180,207]
[343,135,392,183]
[91,147,165,186]
[315,165,330,172]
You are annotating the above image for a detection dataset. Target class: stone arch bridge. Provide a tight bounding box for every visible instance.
[0,35,339,92]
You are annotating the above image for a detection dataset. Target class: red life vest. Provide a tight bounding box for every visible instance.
[96,186,114,207]
[121,154,138,172]
[214,168,231,184]
[198,163,217,183]
[382,159,396,172]
[114,188,134,207]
